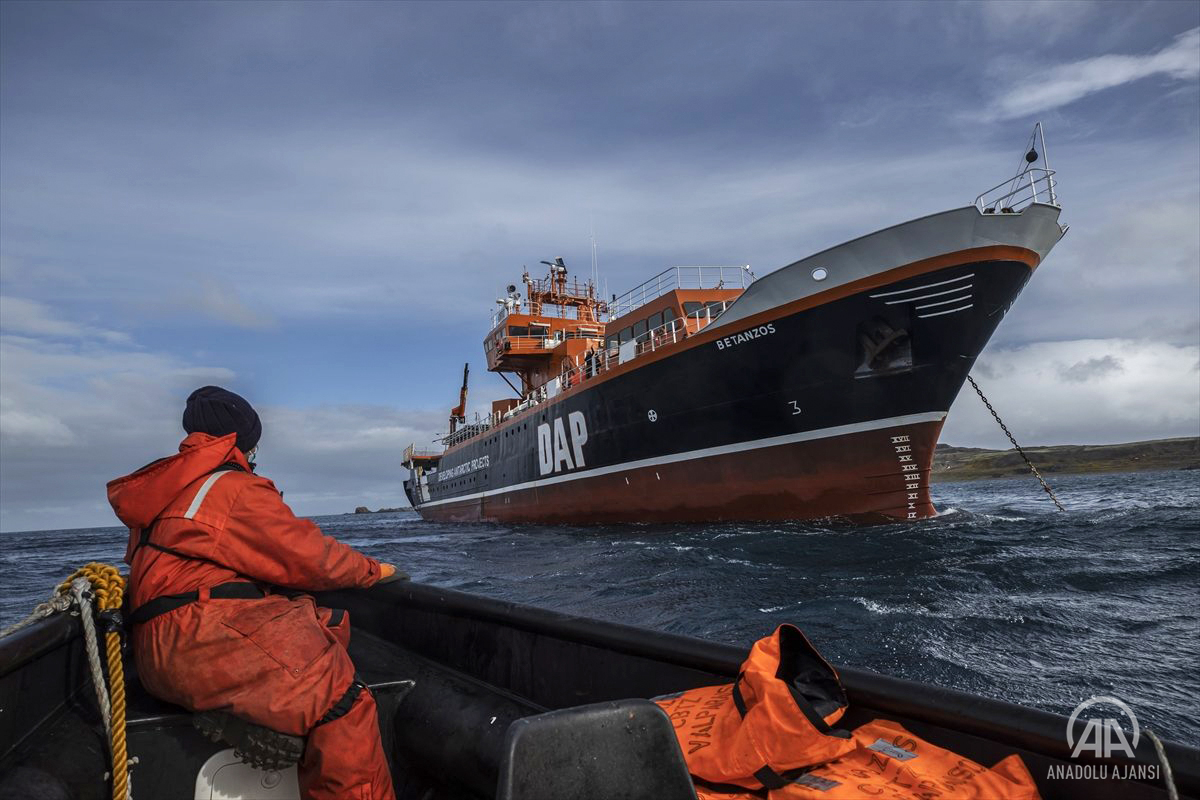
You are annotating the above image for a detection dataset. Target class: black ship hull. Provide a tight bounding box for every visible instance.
[406,210,1060,524]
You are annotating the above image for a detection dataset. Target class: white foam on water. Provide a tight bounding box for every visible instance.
[852,597,915,616]
[708,555,755,566]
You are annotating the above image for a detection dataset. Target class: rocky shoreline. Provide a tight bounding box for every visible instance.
[931,436,1198,483]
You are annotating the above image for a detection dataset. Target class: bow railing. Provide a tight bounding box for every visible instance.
[975,167,1058,213]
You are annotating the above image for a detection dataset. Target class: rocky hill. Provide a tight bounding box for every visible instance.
[932,436,1199,482]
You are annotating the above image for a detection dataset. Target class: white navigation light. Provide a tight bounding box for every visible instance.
[812,268,828,281]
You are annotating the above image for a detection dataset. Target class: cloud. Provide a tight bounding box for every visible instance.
[0,302,233,530]
[0,396,76,446]
[0,120,1009,328]
[0,296,130,343]
[0,299,442,531]
[975,0,1096,43]
[985,27,1200,120]
[988,144,1199,348]
[189,280,276,330]
[2,7,1195,350]
[943,339,1199,448]
[252,404,445,514]
[1058,355,1123,383]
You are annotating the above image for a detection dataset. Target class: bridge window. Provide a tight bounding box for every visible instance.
[509,325,529,337]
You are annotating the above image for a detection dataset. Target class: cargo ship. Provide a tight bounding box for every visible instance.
[403,126,1068,523]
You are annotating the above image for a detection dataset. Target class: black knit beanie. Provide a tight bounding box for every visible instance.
[182,386,262,454]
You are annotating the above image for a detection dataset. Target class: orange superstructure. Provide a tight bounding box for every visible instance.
[484,259,750,402]
[484,257,609,394]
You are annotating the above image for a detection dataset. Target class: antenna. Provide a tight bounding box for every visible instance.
[589,216,598,289]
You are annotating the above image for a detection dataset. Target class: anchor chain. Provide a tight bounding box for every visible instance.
[967,375,1065,512]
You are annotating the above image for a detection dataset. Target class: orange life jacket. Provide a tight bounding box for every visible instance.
[655,625,855,790]
[768,719,1041,800]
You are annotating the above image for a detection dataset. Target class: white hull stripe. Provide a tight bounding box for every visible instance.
[884,284,973,305]
[915,294,972,310]
[869,273,974,299]
[417,410,948,510]
[918,304,973,319]
[184,471,229,519]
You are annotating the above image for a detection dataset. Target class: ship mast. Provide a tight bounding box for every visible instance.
[485,258,608,403]
[448,362,468,434]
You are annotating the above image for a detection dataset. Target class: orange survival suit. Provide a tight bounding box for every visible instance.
[108,432,395,800]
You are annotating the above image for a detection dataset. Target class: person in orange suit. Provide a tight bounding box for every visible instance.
[107,386,401,800]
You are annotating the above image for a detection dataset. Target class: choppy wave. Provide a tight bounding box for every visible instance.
[2,469,1197,743]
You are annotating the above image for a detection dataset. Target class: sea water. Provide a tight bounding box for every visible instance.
[2,469,1197,744]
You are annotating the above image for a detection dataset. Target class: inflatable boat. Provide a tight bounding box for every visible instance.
[1,580,1195,799]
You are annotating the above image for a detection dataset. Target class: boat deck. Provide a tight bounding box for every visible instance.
[1,582,1195,799]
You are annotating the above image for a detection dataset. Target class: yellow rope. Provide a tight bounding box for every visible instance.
[59,563,129,800]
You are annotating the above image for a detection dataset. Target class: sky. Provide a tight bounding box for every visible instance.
[1,1,1197,532]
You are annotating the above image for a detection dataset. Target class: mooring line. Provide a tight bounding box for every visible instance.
[967,375,1066,512]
